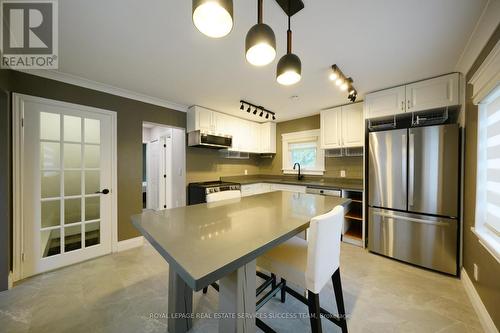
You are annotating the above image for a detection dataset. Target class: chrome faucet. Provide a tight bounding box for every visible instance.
[293,162,304,181]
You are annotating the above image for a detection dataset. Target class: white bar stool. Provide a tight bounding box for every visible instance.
[257,206,348,333]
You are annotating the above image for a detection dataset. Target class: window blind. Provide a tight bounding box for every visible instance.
[477,86,500,236]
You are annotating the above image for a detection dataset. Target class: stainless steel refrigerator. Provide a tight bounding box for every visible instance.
[368,124,459,275]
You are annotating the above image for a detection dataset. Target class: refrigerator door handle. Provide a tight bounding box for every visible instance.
[373,211,450,227]
[409,133,415,207]
[402,134,407,206]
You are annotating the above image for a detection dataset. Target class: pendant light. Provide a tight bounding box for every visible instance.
[192,0,233,38]
[276,4,301,86]
[245,0,276,66]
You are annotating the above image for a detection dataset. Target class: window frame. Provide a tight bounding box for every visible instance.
[281,129,325,176]
[474,85,500,263]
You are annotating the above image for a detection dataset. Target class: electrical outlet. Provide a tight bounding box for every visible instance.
[244,169,248,175]
[473,263,479,281]
[340,170,346,178]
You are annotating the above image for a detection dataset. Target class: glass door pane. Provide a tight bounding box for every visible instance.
[39,112,102,259]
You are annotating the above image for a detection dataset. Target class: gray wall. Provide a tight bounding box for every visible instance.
[463,24,500,327]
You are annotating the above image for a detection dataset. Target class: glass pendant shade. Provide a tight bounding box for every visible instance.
[276,53,301,85]
[245,23,276,66]
[192,0,233,38]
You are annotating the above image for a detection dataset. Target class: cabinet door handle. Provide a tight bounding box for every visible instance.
[407,100,411,110]
[401,101,404,111]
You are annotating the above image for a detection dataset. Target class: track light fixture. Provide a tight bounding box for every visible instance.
[245,0,276,66]
[330,65,358,102]
[240,103,244,110]
[192,0,234,38]
[240,100,276,120]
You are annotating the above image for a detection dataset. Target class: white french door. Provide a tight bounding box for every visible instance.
[13,94,116,279]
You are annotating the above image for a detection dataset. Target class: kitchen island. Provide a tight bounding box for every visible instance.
[131,191,350,333]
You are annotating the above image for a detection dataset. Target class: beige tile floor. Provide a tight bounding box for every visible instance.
[0,243,482,333]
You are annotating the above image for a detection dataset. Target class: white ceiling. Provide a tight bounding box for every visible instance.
[56,0,488,121]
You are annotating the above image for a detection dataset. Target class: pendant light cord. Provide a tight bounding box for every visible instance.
[287,0,292,54]
[258,0,263,23]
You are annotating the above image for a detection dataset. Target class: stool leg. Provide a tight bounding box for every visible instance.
[271,273,276,289]
[280,278,286,303]
[202,287,208,294]
[332,269,348,333]
[307,291,322,333]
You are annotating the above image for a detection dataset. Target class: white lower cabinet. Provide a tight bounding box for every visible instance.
[240,183,307,196]
[240,183,272,197]
[269,183,306,193]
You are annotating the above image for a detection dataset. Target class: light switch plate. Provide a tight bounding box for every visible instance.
[473,263,479,281]
[340,170,346,178]
[244,169,248,175]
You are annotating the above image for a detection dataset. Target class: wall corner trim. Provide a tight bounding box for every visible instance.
[461,268,499,333]
[115,236,144,253]
[16,69,189,112]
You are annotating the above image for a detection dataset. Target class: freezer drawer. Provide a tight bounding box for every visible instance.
[368,129,407,210]
[408,124,459,217]
[368,208,457,275]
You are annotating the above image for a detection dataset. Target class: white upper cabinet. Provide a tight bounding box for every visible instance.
[405,73,459,112]
[212,112,233,135]
[364,86,406,119]
[187,105,214,132]
[320,106,342,149]
[321,103,364,149]
[260,122,276,154]
[364,73,461,119]
[341,103,364,147]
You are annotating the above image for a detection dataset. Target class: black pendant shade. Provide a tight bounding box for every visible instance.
[276,10,301,85]
[245,0,276,66]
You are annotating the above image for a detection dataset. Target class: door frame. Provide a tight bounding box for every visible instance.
[12,93,118,282]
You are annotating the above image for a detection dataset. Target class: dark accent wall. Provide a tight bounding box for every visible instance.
[0,88,11,291]
[463,24,500,327]
[0,69,186,246]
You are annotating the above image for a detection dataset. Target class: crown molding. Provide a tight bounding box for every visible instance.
[455,0,500,75]
[16,69,188,112]
[469,40,500,105]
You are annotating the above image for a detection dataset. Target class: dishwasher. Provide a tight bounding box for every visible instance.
[300,187,342,240]
[306,187,342,197]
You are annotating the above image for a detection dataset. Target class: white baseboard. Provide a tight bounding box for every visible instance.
[461,268,499,333]
[115,236,144,252]
[8,271,13,289]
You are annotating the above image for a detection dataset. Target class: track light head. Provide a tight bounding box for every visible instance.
[240,103,244,110]
[272,115,276,120]
[266,113,269,119]
[253,108,258,115]
[259,110,264,117]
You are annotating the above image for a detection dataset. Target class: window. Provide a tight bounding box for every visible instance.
[475,85,500,261]
[282,130,325,175]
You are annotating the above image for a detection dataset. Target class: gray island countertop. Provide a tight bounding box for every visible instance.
[221,175,364,191]
[132,191,350,291]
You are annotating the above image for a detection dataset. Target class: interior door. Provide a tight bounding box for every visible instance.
[408,124,459,217]
[19,94,114,279]
[368,129,407,210]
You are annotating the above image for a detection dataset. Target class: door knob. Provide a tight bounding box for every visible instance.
[96,189,110,195]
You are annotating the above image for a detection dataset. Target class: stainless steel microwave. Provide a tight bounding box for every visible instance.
[187,130,232,149]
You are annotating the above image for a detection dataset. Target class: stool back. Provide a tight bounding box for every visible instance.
[305,206,344,293]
